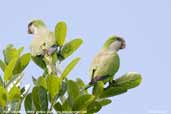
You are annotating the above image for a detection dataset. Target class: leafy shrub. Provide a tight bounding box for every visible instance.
[0,21,142,114]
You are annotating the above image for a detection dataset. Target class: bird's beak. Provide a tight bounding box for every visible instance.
[28,22,33,34]
[120,41,126,49]
[27,27,32,34]
[119,38,126,49]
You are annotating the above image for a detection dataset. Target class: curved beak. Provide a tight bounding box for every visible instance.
[28,22,33,34]
[120,39,126,49]
[116,37,126,49]
[27,27,32,34]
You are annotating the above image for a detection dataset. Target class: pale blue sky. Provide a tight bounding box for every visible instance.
[0,0,171,114]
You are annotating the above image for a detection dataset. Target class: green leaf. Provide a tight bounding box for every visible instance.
[8,86,21,101]
[62,99,72,111]
[47,75,61,99]
[61,57,80,80]
[98,99,112,106]
[87,101,102,113]
[32,86,48,111]
[24,93,35,114]
[115,72,142,89]
[13,53,31,75]
[9,100,22,112]
[76,78,88,93]
[54,102,62,112]
[0,59,6,71]
[61,38,83,59]
[67,80,80,103]
[0,76,3,86]
[72,94,95,111]
[100,86,127,98]
[76,78,85,89]
[55,21,67,46]
[37,76,47,89]
[0,86,8,107]
[0,107,3,113]
[4,58,18,81]
[31,56,46,70]
[93,81,104,98]
[18,46,24,54]
[3,44,21,64]
[58,81,67,97]
[52,53,58,63]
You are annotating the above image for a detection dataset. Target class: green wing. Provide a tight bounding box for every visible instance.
[90,50,120,81]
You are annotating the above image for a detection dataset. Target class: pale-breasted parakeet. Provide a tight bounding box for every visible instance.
[28,20,60,74]
[89,36,126,85]
[28,20,56,56]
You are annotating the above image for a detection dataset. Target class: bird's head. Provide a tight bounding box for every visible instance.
[28,19,46,34]
[103,35,126,52]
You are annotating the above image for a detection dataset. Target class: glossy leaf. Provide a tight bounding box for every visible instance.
[37,76,47,89]
[100,86,127,98]
[93,81,104,97]
[98,99,112,106]
[76,78,85,89]
[8,86,21,101]
[18,46,24,54]
[55,21,67,46]
[52,53,58,63]
[9,100,22,112]
[58,81,67,97]
[114,72,142,89]
[87,101,102,113]
[67,80,80,103]
[32,86,48,111]
[72,94,95,111]
[62,99,72,111]
[0,76,3,86]
[54,102,62,112]
[3,44,21,64]
[0,106,3,113]
[61,38,83,59]
[76,78,87,94]
[61,57,80,80]
[0,59,6,71]
[24,93,35,114]
[4,58,18,81]
[31,56,46,70]
[13,53,31,75]
[47,75,61,99]
[0,86,8,107]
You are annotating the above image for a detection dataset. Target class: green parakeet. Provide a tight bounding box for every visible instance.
[28,20,56,56]
[28,20,60,74]
[89,36,126,85]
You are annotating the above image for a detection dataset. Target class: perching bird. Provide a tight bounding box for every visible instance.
[89,36,126,85]
[28,19,57,56]
[28,20,61,74]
